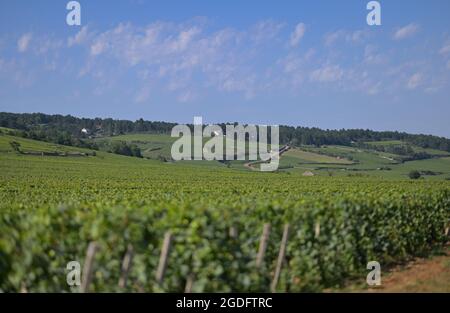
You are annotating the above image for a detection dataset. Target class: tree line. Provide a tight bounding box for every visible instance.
[1,112,449,153]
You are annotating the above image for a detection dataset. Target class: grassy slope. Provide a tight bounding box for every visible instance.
[12,130,446,180]
[365,140,450,156]
[94,133,176,159]
[0,134,93,154]
[282,148,354,164]
[95,133,255,169]
[3,133,450,213]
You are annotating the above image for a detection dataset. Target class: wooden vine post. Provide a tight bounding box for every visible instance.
[118,244,134,289]
[271,224,290,293]
[256,223,271,269]
[80,241,98,293]
[155,231,173,285]
[229,226,238,239]
[184,274,195,293]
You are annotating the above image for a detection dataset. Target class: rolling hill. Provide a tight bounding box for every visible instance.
[87,131,450,179]
[1,115,450,179]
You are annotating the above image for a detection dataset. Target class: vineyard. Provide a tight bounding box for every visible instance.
[0,136,449,292]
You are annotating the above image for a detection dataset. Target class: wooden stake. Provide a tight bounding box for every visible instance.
[256,223,271,268]
[314,222,321,239]
[20,282,28,293]
[271,224,290,293]
[155,231,173,285]
[80,241,98,293]
[229,226,238,239]
[184,274,195,293]
[118,244,134,289]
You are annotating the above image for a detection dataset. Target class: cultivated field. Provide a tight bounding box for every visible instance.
[0,133,449,292]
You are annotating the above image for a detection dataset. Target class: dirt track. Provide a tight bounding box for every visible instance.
[244,145,291,170]
[346,245,450,292]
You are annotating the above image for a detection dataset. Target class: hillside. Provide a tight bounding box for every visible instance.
[2,123,450,180]
[92,132,450,180]
[2,112,450,154]
[1,128,449,292]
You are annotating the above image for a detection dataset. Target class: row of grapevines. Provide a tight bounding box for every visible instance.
[1,189,448,292]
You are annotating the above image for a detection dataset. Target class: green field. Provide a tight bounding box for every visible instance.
[94,133,251,161]
[92,133,450,179]
[282,148,354,164]
[0,132,449,292]
[365,140,450,157]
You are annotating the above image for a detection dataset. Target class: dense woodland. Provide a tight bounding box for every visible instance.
[1,112,450,154]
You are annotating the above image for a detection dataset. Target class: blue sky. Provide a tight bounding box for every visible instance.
[1,0,450,137]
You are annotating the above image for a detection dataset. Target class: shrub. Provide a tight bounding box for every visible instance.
[408,170,421,179]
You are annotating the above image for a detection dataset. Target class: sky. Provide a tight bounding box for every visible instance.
[0,0,450,137]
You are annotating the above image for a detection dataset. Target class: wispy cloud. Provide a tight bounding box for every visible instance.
[90,40,106,56]
[393,23,419,40]
[68,26,91,47]
[310,65,343,82]
[407,73,422,89]
[439,43,450,55]
[250,20,284,44]
[177,90,196,103]
[289,23,305,47]
[75,20,282,100]
[134,85,151,103]
[17,33,32,52]
[364,45,386,65]
[324,29,367,46]
[2,18,449,104]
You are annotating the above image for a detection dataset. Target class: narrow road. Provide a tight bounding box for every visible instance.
[244,145,291,170]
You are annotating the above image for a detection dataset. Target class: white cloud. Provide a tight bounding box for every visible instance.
[177,90,196,103]
[289,23,305,47]
[324,30,344,46]
[364,45,386,64]
[1,59,35,87]
[310,65,343,82]
[77,21,268,99]
[393,23,419,40]
[439,43,450,55]
[9,18,445,101]
[134,86,151,103]
[367,81,381,95]
[68,26,90,47]
[324,29,367,46]
[407,73,422,89]
[250,20,284,44]
[278,50,314,87]
[36,37,63,55]
[347,30,365,43]
[90,40,106,56]
[281,55,303,73]
[425,86,439,94]
[17,33,32,52]
[168,26,201,53]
